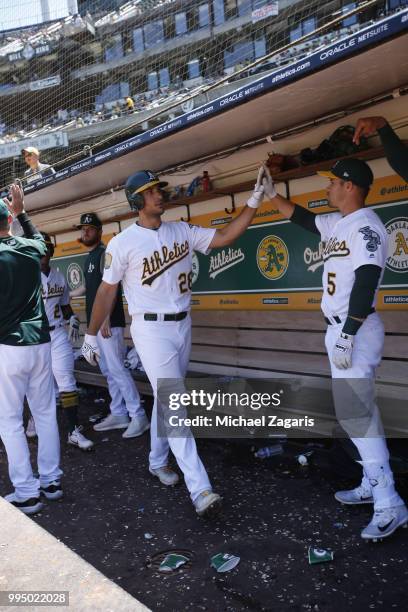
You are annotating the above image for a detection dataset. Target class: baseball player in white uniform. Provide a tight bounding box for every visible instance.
[72,213,148,439]
[26,233,93,450]
[262,158,408,541]
[81,168,266,517]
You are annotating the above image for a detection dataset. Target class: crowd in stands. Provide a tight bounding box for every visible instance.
[0,81,211,146]
[0,3,403,149]
[0,14,91,59]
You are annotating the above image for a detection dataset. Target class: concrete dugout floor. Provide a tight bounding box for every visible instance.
[0,388,407,612]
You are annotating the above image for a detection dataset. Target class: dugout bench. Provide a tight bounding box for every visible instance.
[73,309,408,437]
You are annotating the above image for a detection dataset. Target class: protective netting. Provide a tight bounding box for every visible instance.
[0,0,399,191]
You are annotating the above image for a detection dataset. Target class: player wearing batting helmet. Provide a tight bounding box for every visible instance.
[82,165,268,518]
[125,170,168,211]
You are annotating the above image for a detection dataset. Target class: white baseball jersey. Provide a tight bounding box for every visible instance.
[41,268,70,328]
[103,221,216,314]
[316,208,387,319]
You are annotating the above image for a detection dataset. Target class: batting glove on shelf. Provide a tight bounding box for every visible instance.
[246,166,265,209]
[82,334,100,367]
[262,164,277,199]
[68,315,80,343]
[332,333,354,369]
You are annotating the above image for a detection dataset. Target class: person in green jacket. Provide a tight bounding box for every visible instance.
[0,184,62,515]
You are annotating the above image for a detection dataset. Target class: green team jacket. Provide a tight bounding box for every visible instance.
[0,232,50,346]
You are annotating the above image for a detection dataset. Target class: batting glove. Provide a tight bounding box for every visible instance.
[68,315,80,343]
[262,165,277,199]
[246,166,265,209]
[332,333,354,369]
[82,334,100,367]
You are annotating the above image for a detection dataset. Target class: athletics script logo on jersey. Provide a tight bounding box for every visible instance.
[141,240,190,286]
[42,281,64,300]
[322,236,350,261]
[385,217,408,273]
[256,235,289,280]
[304,241,325,272]
[359,226,381,253]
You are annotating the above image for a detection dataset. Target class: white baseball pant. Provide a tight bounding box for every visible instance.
[0,343,62,500]
[130,314,212,502]
[326,312,403,509]
[97,326,143,418]
[50,326,77,392]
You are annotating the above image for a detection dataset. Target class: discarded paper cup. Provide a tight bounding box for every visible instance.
[308,546,334,565]
[159,553,189,572]
[211,553,240,573]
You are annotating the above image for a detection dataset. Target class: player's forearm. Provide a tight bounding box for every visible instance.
[212,205,257,247]
[378,123,408,182]
[16,212,41,239]
[88,282,118,335]
[61,304,74,320]
[270,194,296,219]
[342,265,381,335]
[70,285,86,298]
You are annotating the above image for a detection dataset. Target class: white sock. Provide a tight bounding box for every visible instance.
[352,436,404,509]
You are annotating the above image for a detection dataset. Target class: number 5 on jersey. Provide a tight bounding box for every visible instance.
[327,272,336,295]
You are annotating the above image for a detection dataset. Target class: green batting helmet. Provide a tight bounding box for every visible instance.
[125,170,168,211]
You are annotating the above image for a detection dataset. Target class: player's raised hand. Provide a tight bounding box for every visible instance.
[3,182,25,217]
[262,164,277,199]
[353,116,387,145]
[82,333,100,366]
[332,333,354,369]
[68,315,80,343]
[247,165,265,209]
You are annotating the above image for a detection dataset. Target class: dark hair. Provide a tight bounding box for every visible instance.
[357,184,370,200]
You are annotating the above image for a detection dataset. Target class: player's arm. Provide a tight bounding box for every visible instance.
[343,265,382,333]
[332,265,382,370]
[98,250,117,338]
[209,166,265,248]
[4,183,45,245]
[100,291,117,339]
[61,304,75,319]
[377,122,408,182]
[82,240,125,365]
[88,281,118,335]
[62,304,81,343]
[210,206,258,248]
[69,284,86,298]
[81,281,118,365]
[261,166,319,234]
[61,281,81,342]
[354,117,408,181]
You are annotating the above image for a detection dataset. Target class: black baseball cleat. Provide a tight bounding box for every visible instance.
[5,493,44,515]
[40,481,63,501]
